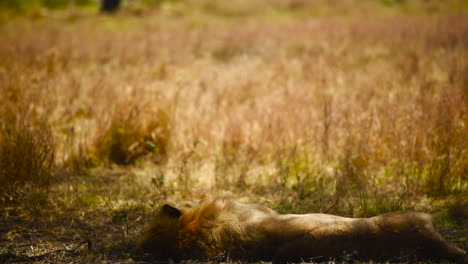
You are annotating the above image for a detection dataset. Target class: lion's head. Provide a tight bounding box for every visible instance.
[136,199,261,260]
[136,204,183,259]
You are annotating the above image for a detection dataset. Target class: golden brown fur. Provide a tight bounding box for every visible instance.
[137,198,467,263]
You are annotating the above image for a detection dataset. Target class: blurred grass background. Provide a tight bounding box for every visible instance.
[0,0,467,263]
[1,0,468,16]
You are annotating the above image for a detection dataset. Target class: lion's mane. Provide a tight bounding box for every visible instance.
[137,198,264,260]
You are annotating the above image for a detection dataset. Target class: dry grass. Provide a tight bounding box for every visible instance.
[0,0,467,263]
[0,120,55,208]
[91,105,170,165]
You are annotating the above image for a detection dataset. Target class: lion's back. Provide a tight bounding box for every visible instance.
[224,200,278,222]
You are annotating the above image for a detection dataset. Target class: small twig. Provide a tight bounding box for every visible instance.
[15,240,92,262]
[324,198,339,214]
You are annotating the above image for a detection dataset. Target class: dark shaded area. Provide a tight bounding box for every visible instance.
[100,0,121,13]
[0,206,144,263]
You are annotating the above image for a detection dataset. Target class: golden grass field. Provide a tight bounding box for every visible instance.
[0,0,467,263]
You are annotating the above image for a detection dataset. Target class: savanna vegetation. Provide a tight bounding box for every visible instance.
[0,0,467,263]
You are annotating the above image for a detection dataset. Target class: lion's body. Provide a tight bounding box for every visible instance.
[137,199,466,262]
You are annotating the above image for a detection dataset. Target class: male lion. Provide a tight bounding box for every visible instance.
[137,198,467,263]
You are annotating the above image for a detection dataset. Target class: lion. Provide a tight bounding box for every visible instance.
[137,198,467,263]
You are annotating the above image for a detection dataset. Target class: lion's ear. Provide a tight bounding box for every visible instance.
[162,204,183,219]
